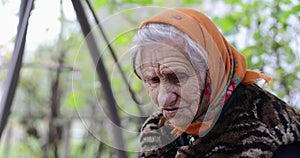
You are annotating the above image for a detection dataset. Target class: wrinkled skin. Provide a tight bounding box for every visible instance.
[138,43,204,127]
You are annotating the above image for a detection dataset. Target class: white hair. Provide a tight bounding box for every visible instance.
[131,23,208,82]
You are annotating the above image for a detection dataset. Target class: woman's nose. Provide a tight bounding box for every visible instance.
[158,89,178,108]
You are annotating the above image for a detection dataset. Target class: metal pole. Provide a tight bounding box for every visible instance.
[0,0,34,138]
[71,1,127,157]
[85,0,143,107]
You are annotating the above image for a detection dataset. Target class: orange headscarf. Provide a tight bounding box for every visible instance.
[139,8,270,136]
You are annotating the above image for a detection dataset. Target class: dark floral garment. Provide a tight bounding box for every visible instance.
[139,84,300,158]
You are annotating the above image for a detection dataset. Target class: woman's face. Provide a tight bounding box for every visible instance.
[138,43,203,127]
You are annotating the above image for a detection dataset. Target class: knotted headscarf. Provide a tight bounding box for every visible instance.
[139,8,271,136]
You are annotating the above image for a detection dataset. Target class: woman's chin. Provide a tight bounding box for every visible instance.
[167,115,193,127]
[164,107,196,127]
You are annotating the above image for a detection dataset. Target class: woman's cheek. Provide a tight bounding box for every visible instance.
[181,78,201,101]
[146,86,159,105]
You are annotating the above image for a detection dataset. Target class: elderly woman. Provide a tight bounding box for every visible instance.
[130,8,300,157]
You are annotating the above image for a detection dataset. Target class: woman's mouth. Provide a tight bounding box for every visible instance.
[162,107,179,118]
[164,108,178,114]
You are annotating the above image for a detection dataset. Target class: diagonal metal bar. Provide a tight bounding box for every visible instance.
[85,0,143,107]
[71,1,127,158]
[0,0,34,138]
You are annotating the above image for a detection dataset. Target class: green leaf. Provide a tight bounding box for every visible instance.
[291,5,300,14]
[66,91,85,109]
[253,31,261,40]
[94,0,108,9]
[241,46,257,55]
[224,0,240,4]
[214,16,237,33]
[182,0,203,4]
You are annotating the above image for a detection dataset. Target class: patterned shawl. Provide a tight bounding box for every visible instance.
[139,8,271,136]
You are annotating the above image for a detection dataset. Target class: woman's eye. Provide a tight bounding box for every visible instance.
[149,77,160,84]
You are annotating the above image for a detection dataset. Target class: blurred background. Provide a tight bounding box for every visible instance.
[0,0,299,157]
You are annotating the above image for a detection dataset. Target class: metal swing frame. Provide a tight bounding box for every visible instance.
[0,1,131,157]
